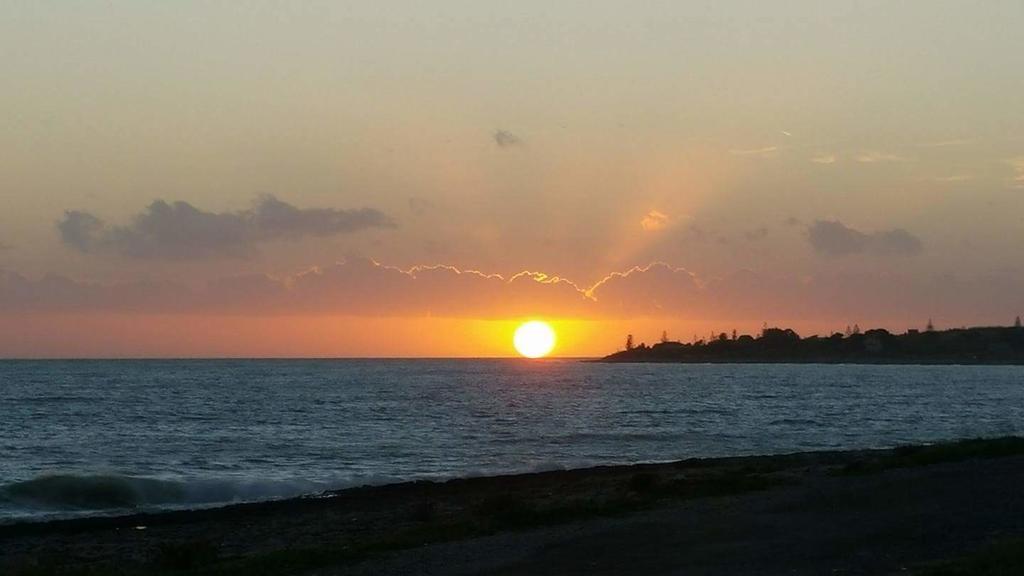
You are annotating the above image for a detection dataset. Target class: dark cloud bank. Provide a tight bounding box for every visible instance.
[58,196,394,259]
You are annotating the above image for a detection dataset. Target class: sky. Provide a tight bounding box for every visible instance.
[2,1,1023,357]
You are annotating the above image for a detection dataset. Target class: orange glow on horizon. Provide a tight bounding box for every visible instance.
[3,313,891,359]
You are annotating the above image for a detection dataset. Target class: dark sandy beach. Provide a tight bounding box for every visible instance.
[3,437,1024,575]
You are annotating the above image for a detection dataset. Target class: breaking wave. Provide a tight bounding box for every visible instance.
[0,473,367,513]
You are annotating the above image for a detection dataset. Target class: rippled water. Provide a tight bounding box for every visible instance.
[1,359,1022,522]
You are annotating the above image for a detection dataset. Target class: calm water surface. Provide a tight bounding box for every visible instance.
[1,359,1022,521]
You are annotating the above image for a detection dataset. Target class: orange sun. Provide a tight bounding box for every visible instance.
[513,321,556,358]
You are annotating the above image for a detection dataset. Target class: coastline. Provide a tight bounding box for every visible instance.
[4,437,1024,575]
[594,357,1024,364]
[599,325,1024,364]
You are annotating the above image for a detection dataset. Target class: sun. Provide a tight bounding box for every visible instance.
[513,321,556,358]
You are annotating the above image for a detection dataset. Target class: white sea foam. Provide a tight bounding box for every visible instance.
[0,472,401,520]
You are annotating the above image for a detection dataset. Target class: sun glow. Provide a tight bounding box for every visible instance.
[513,321,556,358]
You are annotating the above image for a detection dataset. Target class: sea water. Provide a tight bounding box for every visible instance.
[1,359,1022,522]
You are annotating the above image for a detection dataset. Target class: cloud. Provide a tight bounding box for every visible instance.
[729,146,778,158]
[808,221,868,256]
[0,258,592,318]
[0,269,188,313]
[279,260,592,317]
[1,259,703,318]
[807,220,923,257]
[493,130,523,148]
[5,258,1023,329]
[917,138,972,148]
[0,242,13,251]
[855,151,911,163]
[871,228,924,255]
[810,154,836,164]
[586,263,701,315]
[640,210,669,231]
[744,227,769,241]
[932,174,972,182]
[57,211,106,253]
[408,197,435,216]
[1008,157,1024,187]
[57,196,395,259]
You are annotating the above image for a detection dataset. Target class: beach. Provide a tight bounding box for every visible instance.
[3,437,1024,575]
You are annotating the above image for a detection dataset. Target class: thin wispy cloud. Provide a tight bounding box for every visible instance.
[932,174,973,183]
[729,146,778,158]
[855,152,911,163]
[917,138,973,148]
[810,154,837,164]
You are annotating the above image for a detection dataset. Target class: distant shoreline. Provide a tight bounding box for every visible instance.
[600,324,1024,365]
[4,437,1024,575]
[595,357,1024,365]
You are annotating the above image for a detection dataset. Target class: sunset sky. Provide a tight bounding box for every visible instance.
[2,2,1023,357]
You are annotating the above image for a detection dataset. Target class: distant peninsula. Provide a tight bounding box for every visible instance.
[601,319,1024,364]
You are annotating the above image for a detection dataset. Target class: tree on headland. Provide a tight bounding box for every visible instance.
[625,334,635,351]
[1016,315,1022,329]
[661,330,669,343]
[760,327,801,343]
[926,318,935,332]
[731,329,738,341]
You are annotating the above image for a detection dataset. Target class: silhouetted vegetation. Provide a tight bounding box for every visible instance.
[604,321,1024,364]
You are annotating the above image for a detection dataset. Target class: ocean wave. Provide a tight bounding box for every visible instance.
[0,473,352,512]
[1,475,185,510]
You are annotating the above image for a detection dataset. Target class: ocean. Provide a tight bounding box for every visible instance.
[1,359,1022,523]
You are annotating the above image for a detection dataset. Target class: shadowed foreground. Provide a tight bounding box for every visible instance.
[3,438,1024,575]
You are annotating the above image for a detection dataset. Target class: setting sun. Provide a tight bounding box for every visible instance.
[513,321,556,358]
